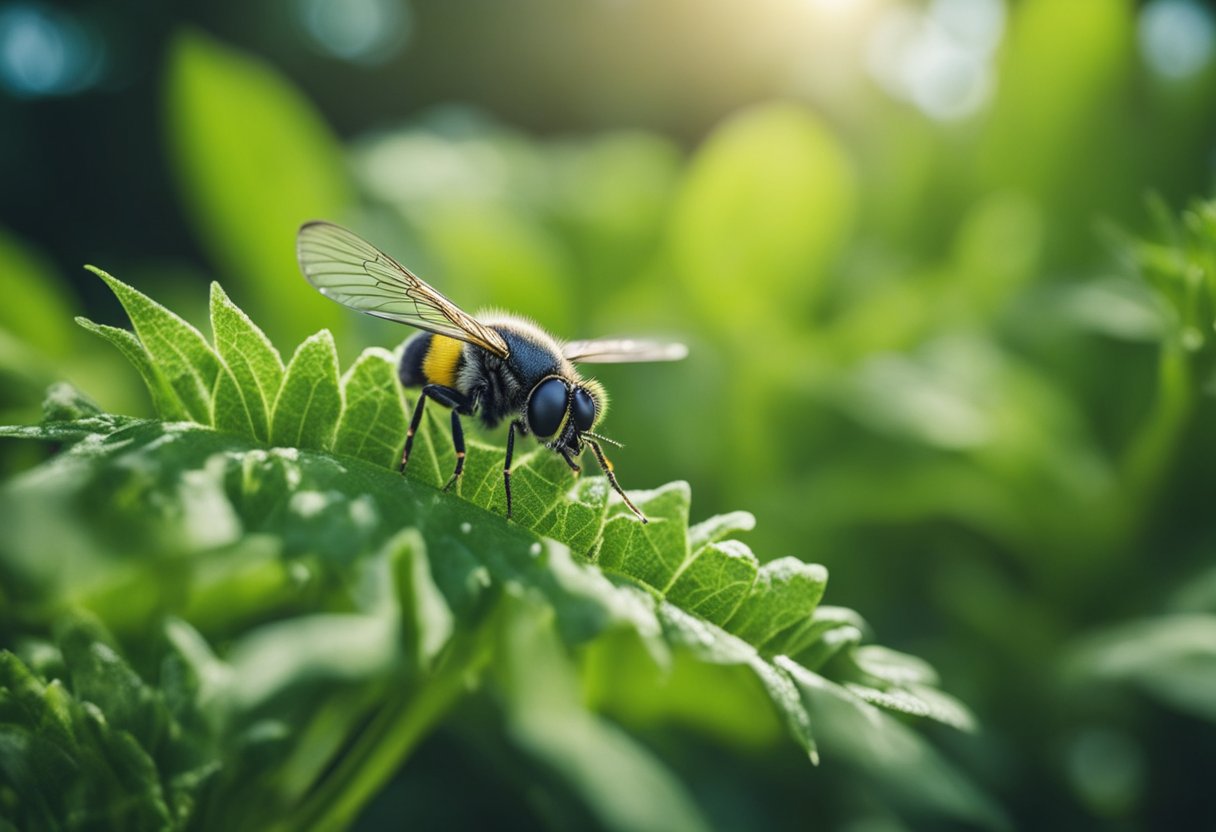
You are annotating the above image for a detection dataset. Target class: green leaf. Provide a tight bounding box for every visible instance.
[664,539,758,626]
[724,557,828,652]
[492,593,712,832]
[0,227,75,358]
[333,347,408,468]
[76,316,190,421]
[1069,614,1216,723]
[671,104,857,329]
[270,330,342,451]
[165,30,352,346]
[210,282,285,442]
[779,659,1006,829]
[1,280,984,829]
[0,622,217,832]
[596,481,691,589]
[86,266,220,425]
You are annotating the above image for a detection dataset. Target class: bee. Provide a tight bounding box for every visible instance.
[296,221,686,523]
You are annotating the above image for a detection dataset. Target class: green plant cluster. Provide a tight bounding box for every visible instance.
[4,5,1216,827]
[0,273,993,830]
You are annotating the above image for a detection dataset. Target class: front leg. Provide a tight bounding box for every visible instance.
[503,419,522,520]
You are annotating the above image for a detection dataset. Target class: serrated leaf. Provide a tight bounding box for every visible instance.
[210,282,284,442]
[76,317,190,420]
[656,602,816,758]
[724,557,828,651]
[333,348,407,468]
[851,645,940,687]
[1,278,984,826]
[687,510,755,552]
[270,330,341,451]
[56,615,170,752]
[778,659,1005,828]
[86,266,220,424]
[844,682,977,732]
[596,481,690,589]
[665,539,758,625]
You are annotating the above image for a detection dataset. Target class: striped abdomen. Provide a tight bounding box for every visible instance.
[398,332,465,389]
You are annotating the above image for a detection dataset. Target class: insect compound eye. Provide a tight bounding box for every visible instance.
[571,387,596,432]
[527,377,569,438]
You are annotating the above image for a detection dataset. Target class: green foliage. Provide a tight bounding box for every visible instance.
[0,273,995,829]
[165,30,353,346]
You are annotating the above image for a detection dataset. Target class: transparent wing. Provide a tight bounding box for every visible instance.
[563,338,688,364]
[297,221,510,358]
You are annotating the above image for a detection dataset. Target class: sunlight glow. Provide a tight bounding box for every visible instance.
[866,0,1005,121]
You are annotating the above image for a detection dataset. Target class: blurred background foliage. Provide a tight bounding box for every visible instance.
[2,0,1216,828]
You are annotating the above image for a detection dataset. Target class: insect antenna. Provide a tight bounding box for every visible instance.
[582,430,623,448]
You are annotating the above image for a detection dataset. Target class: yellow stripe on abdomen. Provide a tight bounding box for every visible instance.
[422,335,463,387]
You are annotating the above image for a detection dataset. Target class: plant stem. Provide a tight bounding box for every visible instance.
[269,622,496,832]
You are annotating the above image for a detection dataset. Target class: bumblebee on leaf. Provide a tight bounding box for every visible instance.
[297,221,686,523]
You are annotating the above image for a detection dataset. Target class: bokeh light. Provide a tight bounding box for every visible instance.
[295,0,411,65]
[1138,0,1215,80]
[0,2,104,98]
[866,0,1004,120]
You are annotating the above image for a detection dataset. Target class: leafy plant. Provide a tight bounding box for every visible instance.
[0,271,999,829]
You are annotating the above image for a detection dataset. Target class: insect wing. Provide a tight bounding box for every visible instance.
[297,221,510,358]
[562,338,689,364]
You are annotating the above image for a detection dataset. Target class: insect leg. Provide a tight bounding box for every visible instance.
[503,419,521,520]
[400,391,429,472]
[559,448,582,476]
[400,385,470,485]
[442,408,465,492]
[586,439,648,524]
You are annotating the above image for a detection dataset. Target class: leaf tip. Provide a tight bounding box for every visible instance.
[82,264,114,283]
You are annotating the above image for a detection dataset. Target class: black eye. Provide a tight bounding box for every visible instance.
[572,388,596,431]
[527,378,568,438]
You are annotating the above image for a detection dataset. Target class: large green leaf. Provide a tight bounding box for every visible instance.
[0,275,986,829]
[164,30,352,345]
[671,103,857,330]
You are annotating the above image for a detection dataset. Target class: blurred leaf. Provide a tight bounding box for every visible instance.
[0,617,220,831]
[165,30,352,345]
[0,227,75,358]
[493,593,711,832]
[672,103,857,329]
[978,0,1132,207]
[1069,614,1216,722]
[410,203,573,332]
[779,659,1006,830]
[269,330,341,451]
